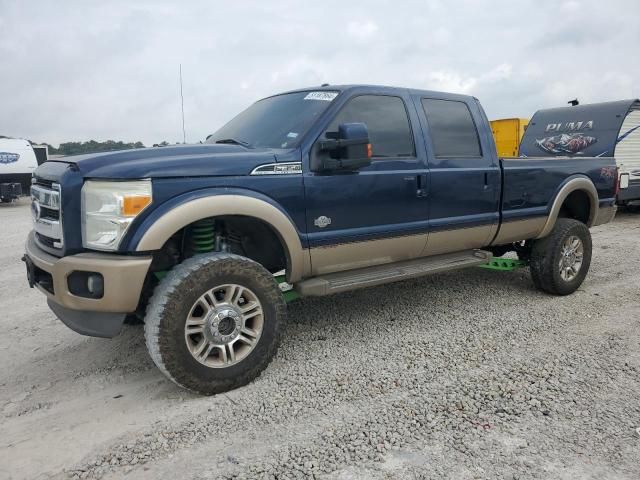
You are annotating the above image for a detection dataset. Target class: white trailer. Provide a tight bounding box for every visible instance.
[0,138,38,202]
[616,104,640,203]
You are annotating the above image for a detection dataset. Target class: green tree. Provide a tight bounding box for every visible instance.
[51,140,147,155]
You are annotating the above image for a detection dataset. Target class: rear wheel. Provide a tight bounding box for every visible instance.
[144,253,286,394]
[529,218,592,295]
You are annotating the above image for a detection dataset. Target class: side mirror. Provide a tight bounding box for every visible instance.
[315,122,372,172]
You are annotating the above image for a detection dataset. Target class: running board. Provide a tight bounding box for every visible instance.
[295,249,493,297]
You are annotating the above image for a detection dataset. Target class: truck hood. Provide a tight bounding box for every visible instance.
[54,144,289,179]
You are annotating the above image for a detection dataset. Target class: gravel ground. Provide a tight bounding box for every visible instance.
[1,198,639,480]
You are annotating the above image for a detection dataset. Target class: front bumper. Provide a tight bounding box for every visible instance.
[25,231,152,337]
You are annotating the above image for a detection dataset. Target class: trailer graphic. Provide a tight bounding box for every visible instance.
[535,133,597,154]
[0,152,20,164]
[521,99,640,204]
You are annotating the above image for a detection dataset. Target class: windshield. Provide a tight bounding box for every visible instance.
[205,91,339,149]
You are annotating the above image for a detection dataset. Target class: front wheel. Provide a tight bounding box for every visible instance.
[529,218,592,296]
[144,253,286,394]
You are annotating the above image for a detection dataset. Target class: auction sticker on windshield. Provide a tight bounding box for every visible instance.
[304,91,338,101]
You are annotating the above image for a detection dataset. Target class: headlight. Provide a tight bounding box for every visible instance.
[82,180,152,251]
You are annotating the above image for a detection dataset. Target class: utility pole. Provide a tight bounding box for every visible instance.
[180,64,186,143]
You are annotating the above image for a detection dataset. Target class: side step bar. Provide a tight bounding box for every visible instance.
[295,249,493,297]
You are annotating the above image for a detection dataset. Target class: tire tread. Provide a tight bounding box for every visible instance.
[529,218,592,296]
[144,253,286,394]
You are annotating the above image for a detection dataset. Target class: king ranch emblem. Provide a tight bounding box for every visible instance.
[314,216,332,228]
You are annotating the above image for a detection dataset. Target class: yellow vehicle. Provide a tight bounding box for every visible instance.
[490,118,529,157]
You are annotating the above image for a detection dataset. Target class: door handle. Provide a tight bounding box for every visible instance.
[483,172,490,190]
[416,173,428,198]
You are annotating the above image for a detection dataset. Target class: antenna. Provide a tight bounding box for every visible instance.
[179,64,186,143]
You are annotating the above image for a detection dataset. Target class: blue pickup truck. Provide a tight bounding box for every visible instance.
[24,85,618,394]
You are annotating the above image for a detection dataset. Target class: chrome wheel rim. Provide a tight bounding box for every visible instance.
[559,235,584,282]
[184,284,264,368]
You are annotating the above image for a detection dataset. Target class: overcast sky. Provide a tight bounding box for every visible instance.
[1,0,639,147]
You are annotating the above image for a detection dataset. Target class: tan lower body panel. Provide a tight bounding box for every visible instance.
[491,217,546,245]
[306,216,549,281]
[25,231,152,312]
[422,224,497,256]
[592,205,617,227]
[309,223,498,276]
[297,249,492,297]
[309,233,427,276]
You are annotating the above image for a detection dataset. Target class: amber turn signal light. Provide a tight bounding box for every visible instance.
[123,194,152,216]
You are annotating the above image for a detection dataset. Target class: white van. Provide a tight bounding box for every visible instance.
[0,138,39,202]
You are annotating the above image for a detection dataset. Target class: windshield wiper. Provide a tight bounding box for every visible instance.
[214,138,252,148]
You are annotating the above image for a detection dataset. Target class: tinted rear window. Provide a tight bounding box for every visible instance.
[422,99,482,157]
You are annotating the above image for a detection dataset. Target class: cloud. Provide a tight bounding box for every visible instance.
[347,20,379,41]
[424,64,512,95]
[561,0,581,10]
[427,71,478,94]
[481,64,512,83]
[0,0,638,146]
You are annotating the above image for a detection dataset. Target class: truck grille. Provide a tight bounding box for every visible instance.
[32,177,55,189]
[31,180,63,250]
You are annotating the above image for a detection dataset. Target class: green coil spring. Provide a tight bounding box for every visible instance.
[190,219,216,253]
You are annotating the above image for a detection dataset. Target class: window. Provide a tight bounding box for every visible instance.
[327,95,415,157]
[422,99,482,157]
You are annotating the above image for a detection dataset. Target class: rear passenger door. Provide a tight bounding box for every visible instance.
[304,93,430,275]
[417,97,501,255]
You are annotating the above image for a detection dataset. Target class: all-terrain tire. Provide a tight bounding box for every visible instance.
[144,253,286,395]
[529,218,592,296]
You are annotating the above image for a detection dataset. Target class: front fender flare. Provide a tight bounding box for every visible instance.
[133,193,307,282]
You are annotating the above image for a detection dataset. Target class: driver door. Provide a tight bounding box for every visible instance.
[303,93,430,276]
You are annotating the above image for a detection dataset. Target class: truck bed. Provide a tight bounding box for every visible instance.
[491,156,618,246]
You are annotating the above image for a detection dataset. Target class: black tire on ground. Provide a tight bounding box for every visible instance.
[144,253,286,395]
[529,218,592,296]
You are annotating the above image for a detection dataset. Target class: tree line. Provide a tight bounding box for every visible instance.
[47,140,146,155]
[1,136,175,155]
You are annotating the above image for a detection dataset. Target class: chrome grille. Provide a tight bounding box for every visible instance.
[31,182,63,249]
[32,177,55,189]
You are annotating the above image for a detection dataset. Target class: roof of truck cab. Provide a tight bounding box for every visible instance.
[274,84,477,102]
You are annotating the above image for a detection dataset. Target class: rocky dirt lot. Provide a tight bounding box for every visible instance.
[1,198,639,480]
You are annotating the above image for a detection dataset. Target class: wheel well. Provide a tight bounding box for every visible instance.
[559,189,591,225]
[151,215,288,275]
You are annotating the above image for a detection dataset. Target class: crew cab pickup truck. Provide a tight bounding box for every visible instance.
[24,85,618,394]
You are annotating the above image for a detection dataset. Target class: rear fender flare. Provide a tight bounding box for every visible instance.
[536,177,598,239]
